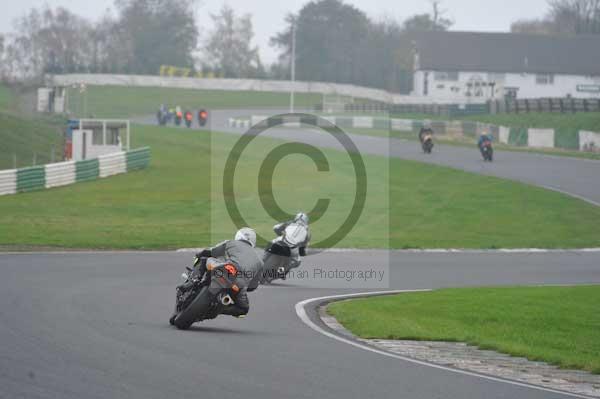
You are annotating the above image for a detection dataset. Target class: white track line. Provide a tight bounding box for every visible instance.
[540,185,600,208]
[177,248,600,254]
[295,290,596,399]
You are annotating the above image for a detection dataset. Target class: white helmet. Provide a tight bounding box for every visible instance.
[234,227,256,248]
[294,212,309,225]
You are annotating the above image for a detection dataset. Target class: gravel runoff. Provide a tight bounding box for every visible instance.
[319,306,600,398]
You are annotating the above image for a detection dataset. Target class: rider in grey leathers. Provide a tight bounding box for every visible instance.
[195,228,263,318]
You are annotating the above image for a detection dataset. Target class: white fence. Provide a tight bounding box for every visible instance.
[99,152,127,178]
[45,161,76,188]
[0,148,150,196]
[0,170,17,196]
[48,74,485,105]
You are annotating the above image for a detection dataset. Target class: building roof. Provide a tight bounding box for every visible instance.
[412,31,600,76]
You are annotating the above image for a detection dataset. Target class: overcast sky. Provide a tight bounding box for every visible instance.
[1,0,550,64]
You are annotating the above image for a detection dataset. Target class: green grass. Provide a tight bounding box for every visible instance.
[466,112,600,132]
[391,111,600,132]
[328,286,600,374]
[1,124,600,249]
[0,85,13,111]
[0,85,66,169]
[67,85,323,118]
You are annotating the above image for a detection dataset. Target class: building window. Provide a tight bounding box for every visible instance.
[434,71,459,81]
[106,128,120,145]
[536,74,554,85]
[92,129,104,145]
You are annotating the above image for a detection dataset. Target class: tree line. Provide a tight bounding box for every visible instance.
[512,0,600,34]
[0,0,598,93]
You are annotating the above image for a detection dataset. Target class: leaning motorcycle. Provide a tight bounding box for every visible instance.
[170,257,243,330]
[260,223,308,284]
[480,140,494,162]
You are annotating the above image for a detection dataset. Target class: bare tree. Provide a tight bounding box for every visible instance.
[402,0,453,31]
[1,6,95,81]
[203,4,261,78]
[511,18,557,34]
[549,0,600,33]
[430,1,452,29]
[511,0,600,34]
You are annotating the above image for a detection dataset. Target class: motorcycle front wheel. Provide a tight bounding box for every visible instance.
[173,286,212,330]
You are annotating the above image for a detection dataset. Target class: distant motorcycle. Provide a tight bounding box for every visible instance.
[184,111,193,128]
[421,133,434,154]
[260,222,308,284]
[480,140,494,162]
[170,257,244,330]
[198,109,208,127]
[174,111,183,126]
[156,110,167,126]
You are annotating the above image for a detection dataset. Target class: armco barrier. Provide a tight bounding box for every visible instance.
[528,129,555,148]
[0,147,150,196]
[76,159,100,183]
[579,131,600,151]
[126,147,151,171]
[228,115,600,153]
[99,152,126,178]
[45,161,76,188]
[17,166,46,193]
[0,169,17,195]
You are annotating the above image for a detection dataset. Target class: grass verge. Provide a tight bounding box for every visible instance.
[327,286,600,374]
[0,85,66,169]
[1,125,600,249]
[67,85,322,118]
[390,111,600,133]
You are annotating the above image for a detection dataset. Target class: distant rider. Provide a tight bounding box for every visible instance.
[273,212,311,270]
[418,124,434,143]
[477,131,493,149]
[185,110,193,123]
[194,228,263,318]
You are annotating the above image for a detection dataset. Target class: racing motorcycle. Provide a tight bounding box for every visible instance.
[170,257,243,330]
[480,140,494,162]
[260,223,308,284]
[421,133,434,154]
[156,110,166,126]
[174,111,183,126]
[184,111,193,128]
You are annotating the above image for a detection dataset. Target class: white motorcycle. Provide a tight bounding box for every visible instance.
[260,222,309,284]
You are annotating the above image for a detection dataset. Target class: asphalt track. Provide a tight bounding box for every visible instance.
[1,110,599,399]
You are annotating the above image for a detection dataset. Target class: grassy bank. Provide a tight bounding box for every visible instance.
[0,85,13,110]
[0,85,66,169]
[1,124,600,249]
[391,111,600,133]
[67,85,322,118]
[328,286,600,374]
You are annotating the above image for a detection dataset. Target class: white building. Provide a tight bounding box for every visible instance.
[411,32,600,101]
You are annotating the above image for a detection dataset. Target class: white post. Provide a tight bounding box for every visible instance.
[290,20,296,114]
[102,121,107,145]
[126,121,130,151]
[83,85,88,118]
